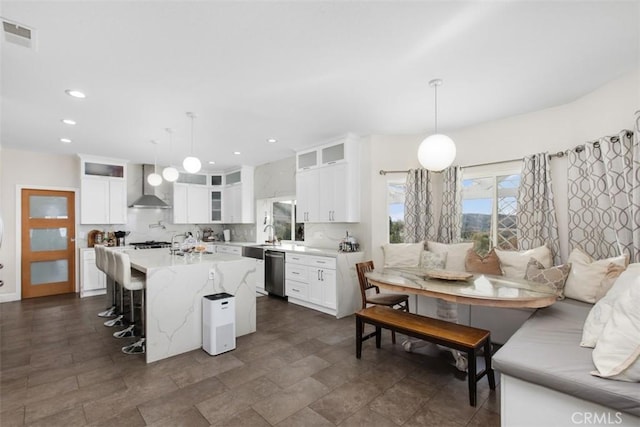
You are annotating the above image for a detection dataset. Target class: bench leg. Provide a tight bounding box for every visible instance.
[375,326,381,348]
[356,317,363,359]
[484,339,496,390]
[467,349,477,407]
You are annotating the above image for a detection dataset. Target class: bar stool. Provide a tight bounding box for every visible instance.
[96,245,117,318]
[103,249,125,327]
[114,251,146,355]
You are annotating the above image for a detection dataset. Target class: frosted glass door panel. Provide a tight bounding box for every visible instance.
[29,196,68,218]
[30,228,68,251]
[321,143,344,164]
[31,260,69,285]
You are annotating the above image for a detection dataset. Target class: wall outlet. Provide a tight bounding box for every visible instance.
[208,269,215,280]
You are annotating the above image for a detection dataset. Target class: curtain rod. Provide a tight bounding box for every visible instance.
[379,129,634,175]
[379,157,522,175]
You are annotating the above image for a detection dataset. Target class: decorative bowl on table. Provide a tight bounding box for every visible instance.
[425,269,473,281]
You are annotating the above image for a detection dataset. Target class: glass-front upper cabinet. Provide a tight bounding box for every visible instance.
[297,150,318,170]
[210,190,222,222]
[176,172,207,185]
[210,174,223,186]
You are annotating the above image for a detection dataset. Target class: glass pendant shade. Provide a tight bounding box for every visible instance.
[417,133,456,172]
[147,172,163,186]
[162,166,179,182]
[183,156,201,174]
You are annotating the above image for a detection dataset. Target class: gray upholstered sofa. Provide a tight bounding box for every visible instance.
[493,297,640,426]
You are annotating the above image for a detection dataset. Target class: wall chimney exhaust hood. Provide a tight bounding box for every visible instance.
[129,164,171,209]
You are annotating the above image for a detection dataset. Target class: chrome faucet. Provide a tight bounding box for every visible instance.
[170,233,186,254]
[264,224,275,243]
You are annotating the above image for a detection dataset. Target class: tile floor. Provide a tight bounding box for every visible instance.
[0,293,500,426]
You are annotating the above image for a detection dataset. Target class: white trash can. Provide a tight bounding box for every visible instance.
[202,292,236,355]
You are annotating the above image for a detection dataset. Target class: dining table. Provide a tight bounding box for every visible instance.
[364,267,558,370]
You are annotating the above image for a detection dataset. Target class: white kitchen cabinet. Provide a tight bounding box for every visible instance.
[285,253,337,314]
[210,189,223,222]
[214,245,242,255]
[79,156,127,225]
[222,166,254,224]
[295,169,319,222]
[173,183,209,224]
[80,248,106,298]
[295,135,360,223]
[255,259,266,294]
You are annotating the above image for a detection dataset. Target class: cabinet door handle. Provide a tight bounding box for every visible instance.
[317,270,321,281]
[320,270,323,281]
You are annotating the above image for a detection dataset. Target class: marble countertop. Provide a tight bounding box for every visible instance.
[244,243,361,258]
[123,248,243,273]
[366,267,558,308]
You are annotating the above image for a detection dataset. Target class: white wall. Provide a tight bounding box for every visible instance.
[0,149,80,301]
[366,68,640,265]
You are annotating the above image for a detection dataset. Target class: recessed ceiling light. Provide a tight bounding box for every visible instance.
[65,89,86,99]
[61,119,76,125]
[60,138,72,143]
[267,138,277,143]
[208,161,216,165]
[233,151,241,155]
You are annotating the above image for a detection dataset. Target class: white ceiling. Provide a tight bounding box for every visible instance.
[1,1,638,171]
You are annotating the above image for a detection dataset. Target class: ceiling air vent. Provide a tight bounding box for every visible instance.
[2,19,36,49]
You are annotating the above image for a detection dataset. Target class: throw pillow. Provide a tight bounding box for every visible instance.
[595,263,627,302]
[381,242,423,268]
[420,250,447,270]
[494,245,552,279]
[591,282,640,382]
[523,258,571,299]
[465,249,502,275]
[581,264,640,348]
[427,241,474,272]
[564,248,628,303]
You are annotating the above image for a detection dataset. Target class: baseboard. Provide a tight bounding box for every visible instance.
[0,292,21,303]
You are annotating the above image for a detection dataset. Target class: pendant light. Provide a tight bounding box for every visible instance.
[183,112,201,174]
[417,78,456,171]
[147,140,163,186]
[162,128,179,182]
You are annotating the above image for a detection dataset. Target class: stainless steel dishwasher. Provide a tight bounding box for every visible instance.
[264,250,286,297]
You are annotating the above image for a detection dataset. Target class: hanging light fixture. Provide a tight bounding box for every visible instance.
[162,128,179,182]
[183,112,201,174]
[417,78,456,171]
[147,140,163,186]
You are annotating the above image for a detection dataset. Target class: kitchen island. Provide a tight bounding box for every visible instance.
[125,248,259,363]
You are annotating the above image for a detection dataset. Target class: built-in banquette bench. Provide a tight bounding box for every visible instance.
[355,305,496,406]
[493,267,640,426]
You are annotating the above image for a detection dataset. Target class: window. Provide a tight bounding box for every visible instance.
[461,169,520,255]
[259,198,304,242]
[273,201,294,241]
[388,181,406,243]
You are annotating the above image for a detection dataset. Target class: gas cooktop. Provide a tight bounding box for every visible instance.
[130,241,172,249]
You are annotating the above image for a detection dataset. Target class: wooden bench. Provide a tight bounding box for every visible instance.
[355,305,496,406]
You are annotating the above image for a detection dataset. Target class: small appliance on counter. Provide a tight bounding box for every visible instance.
[223,229,231,242]
[114,231,129,246]
[339,231,360,252]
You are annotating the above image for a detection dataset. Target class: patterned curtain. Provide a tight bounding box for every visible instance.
[437,166,462,244]
[568,129,639,262]
[404,169,436,243]
[517,153,561,265]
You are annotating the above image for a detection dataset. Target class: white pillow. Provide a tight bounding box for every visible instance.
[381,242,423,268]
[581,264,640,348]
[420,250,447,270]
[494,245,552,279]
[427,241,474,272]
[591,281,640,382]
[564,248,628,303]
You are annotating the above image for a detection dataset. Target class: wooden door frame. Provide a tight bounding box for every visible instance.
[15,185,79,301]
